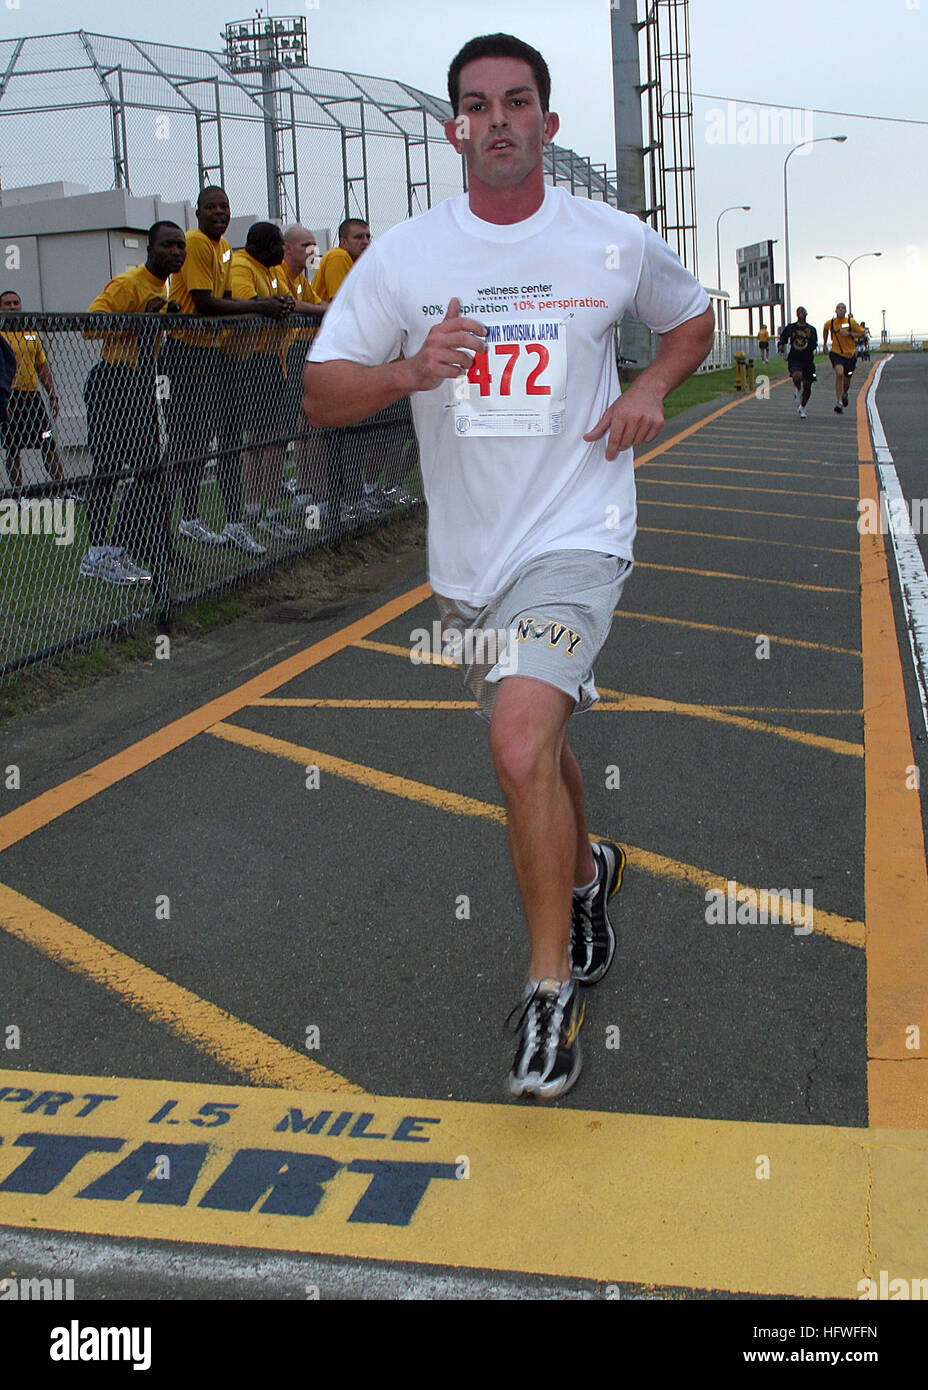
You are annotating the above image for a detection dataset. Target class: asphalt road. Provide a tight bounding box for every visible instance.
[0,353,926,1305]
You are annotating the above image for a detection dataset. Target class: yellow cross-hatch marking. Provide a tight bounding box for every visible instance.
[205,721,864,948]
[0,882,364,1093]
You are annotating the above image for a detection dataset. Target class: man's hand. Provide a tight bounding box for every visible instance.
[584,381,665,459]
[405,297,487,392]
[258,296,293,320]
[143,297,167,313]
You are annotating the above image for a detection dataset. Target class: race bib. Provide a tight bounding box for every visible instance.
[452,319,566,437]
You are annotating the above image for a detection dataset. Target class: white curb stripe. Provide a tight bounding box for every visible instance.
[867,355,928,734]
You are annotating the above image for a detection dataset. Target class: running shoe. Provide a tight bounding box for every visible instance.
[78,547,151,586]
[507,977,585,1099]
[834,404,843,414]
[799,406,807,419]
[842,392,849,407]
[222,521,266,555]
[570,840,626,985]
[178,517,227,545]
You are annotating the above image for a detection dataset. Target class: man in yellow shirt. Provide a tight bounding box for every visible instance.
[0,290,64,489]
[275,225,330,515]
[229,221,298,545]
[310,218,371,303]
[822,301,865,415]
[165,186,290,553]
[80,220,187,588]
[757,323,770,361]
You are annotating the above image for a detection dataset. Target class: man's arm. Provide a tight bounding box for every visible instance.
[189,288,289,319]
[303,296,486,427]
[36,360,58,416]
[583,306,715,459]
[822,320,831,350]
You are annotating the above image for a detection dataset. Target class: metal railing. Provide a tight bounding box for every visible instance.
[0,311,422,681]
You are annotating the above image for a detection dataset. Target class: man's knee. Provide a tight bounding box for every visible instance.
[489,679,571,793]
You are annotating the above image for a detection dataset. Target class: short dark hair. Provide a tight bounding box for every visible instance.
[338,218,369,242]
[246,221,284,256]
[196,184,229,211]
[448,33,551,116]
[148,220,184,249]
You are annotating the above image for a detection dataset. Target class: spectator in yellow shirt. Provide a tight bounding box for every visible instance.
[165,186,290,554]
[229,221,298,545]
[822,301,865,415]
[276,225,331,516]
[0,290,65,489]
[79,219,187,588]
[310,218,371,303]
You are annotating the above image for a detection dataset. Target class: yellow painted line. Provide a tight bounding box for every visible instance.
[634,377,790,470]
[355,637,456,667]
[595,688,862,759]
[634,562,854,595]
[857,362,928,1129]
[639,498,858,526]
[637,461,856,482]
[0,882,364,1093]
[253,695,862,745]
[613,610,861,658]
[712,705,861,716]
[0,584,434,855]
[206,721,864,947]
[254,698,476,710]
[639,525,857,556]
[3,1067,917,1296]
[639,476,857,502]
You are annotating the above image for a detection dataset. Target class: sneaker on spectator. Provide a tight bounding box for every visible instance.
[178,517,227,545]
[79,546,151,586]
[222,521,266,555]
[383,485,419,507]
[257,514,298,540]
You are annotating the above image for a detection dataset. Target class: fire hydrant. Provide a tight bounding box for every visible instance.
[734,351,746,390]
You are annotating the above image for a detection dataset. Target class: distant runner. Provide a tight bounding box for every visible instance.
[778,307,818,419]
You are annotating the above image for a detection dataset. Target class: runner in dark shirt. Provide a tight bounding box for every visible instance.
[778,306,818,418]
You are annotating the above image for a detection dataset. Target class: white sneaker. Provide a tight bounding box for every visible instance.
[178,517,227,545]
[799,405,807,418]
[79,547,151,586]
[223,521,266,555]
[257,514,298,540]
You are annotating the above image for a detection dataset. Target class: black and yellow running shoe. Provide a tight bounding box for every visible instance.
[570,840,626,985]
[507,977,585,1100]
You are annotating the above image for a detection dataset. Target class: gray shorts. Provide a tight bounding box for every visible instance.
[433,549,632,720]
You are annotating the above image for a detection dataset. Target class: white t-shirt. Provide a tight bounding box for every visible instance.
[309,185,709,606]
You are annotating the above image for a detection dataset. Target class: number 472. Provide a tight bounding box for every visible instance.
[467,342,550,396]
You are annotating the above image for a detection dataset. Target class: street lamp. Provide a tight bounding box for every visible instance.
[715,205,751,295]
[815,252,882,318]
[783,135,847,323]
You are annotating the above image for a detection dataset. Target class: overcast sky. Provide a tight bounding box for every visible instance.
[3,0,925,335]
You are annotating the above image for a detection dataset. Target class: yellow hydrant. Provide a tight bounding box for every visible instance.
[734,350,746,390]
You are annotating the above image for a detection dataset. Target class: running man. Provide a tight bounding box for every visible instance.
[778,306,818,418]
[822,301,865,415]
[303,32,713,1100]
[757,323,770,362]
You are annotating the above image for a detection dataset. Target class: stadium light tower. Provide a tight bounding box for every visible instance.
[223,13,308,220]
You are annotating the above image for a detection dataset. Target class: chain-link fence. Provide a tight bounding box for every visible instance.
[0,310,421,681]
